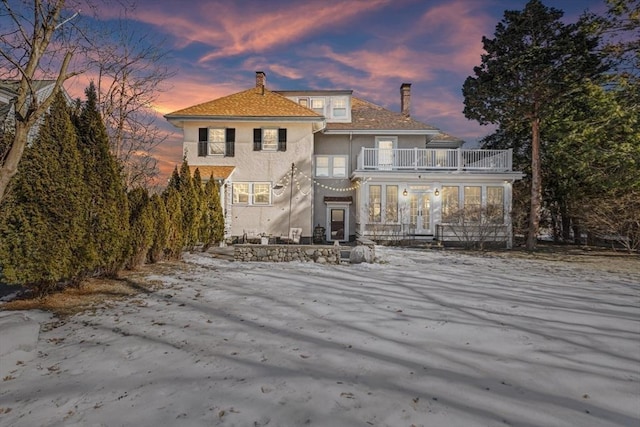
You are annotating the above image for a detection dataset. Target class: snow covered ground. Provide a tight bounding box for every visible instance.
[0,247,639,427]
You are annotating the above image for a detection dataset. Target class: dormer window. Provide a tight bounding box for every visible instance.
[332,98,347,117]
[311,98,324,115]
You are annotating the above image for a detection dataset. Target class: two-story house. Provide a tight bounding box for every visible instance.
[165,71,523,247]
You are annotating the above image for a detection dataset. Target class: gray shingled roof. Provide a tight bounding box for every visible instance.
[325,97,439,132]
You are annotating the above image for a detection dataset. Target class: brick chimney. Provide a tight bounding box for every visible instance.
[400,83,411,117]
[256,71,266,88]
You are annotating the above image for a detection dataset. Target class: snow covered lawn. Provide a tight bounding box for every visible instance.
[1,247,639,427]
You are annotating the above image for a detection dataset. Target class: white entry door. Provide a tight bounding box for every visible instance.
[409,193,432,234]
[377,139,394,170]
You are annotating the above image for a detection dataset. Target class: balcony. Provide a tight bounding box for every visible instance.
[357,148,514,172]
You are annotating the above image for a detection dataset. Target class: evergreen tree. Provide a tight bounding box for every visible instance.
[126,187,155,269]
[198,173,220,251]
[209,176,225,245]
[76,82,130,276]
[148,193,170,263]
[462,0,604,250]
[167,166,181,191]
[163,186,184,260]
[0,92,90,293]
[178,159,200,250]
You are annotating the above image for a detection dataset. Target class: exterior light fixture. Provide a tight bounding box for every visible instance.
[434,188,440,196]
[402,188,408,196]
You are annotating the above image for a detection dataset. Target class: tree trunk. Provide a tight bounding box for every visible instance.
[526,117,542,250]
[0,123,29,201]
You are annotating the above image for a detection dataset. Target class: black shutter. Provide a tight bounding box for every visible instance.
[253,128,262,151]
[225,128,235,157]
[278,128,287,151]
[198,128,208,157]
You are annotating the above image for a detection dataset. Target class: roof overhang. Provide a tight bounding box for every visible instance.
[165,115,326,128]
[323,129,440,136]
[189,165,236,181]
[350,171,524,182]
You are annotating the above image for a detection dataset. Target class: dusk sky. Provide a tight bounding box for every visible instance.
[67,0,607,180]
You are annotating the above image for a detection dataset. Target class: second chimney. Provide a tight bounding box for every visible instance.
[400,83,411,117]
[256,71,266,88]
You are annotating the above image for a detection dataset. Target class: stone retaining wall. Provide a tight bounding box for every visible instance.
[234,244,342,264]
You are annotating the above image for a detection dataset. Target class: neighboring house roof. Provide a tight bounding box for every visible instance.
[324,97,439,133]
[165,87,324,121]
[0,79,59,93]
[0,80,69,143]
[428,131,464,147]
[189,165,235,181]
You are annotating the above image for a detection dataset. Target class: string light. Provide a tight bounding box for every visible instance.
[271,164,372,198]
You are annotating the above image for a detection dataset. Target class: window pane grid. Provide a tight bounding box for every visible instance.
[487,186,504,223]
[442,186,459,222]
[262,129,277,150]
[464,186,482,222]
[386,186,398,222]
[369,185,381,223]
[315,155,348,178]
[232,182,272,205]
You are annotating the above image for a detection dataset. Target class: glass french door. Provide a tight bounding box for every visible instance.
[409,193,432,233]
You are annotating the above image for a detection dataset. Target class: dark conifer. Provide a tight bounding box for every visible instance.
[178,160,199,250]
[163,186,184,259]
[126,187,154,269]
[76,82,130,276]
[0,92,90,293]
[148,193,170,263]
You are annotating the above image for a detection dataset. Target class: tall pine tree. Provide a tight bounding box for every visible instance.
[0,92,90,293]
[462,0,603,250]
[148,192,170,263]
[126,187,155,269]
[75,82,130,276]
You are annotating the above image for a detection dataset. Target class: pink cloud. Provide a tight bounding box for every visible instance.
[126,0,391,63]
[312,45,430,81]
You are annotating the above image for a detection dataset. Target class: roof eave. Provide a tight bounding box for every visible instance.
[165,115,325,122]
[323,129,440,135]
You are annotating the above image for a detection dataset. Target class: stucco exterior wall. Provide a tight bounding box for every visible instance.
[183,121,315,240]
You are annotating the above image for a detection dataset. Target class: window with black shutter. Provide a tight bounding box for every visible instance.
[278,128,287,151]
[225,128,235,157]
[253,128,287,151]
[198,128,208,157]
[253,128,262,151]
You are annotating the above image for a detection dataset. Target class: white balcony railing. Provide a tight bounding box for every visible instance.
[357,148,513,172]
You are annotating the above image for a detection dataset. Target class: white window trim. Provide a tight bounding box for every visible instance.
[232,182,272,206]
[331,96,348,118]
[440,184,507,224]
[261,128,278,151]
[375,136,397,149]
[325,201,351,242]
[314,155,348,178]
[310,97,325,115]
[367,184,400,224]
[206,128,226,156]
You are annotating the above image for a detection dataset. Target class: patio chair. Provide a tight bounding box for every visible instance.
[283,227,302,244]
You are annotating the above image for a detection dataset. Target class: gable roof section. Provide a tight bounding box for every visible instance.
[324,97,439,134]
[165,87,324,121]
